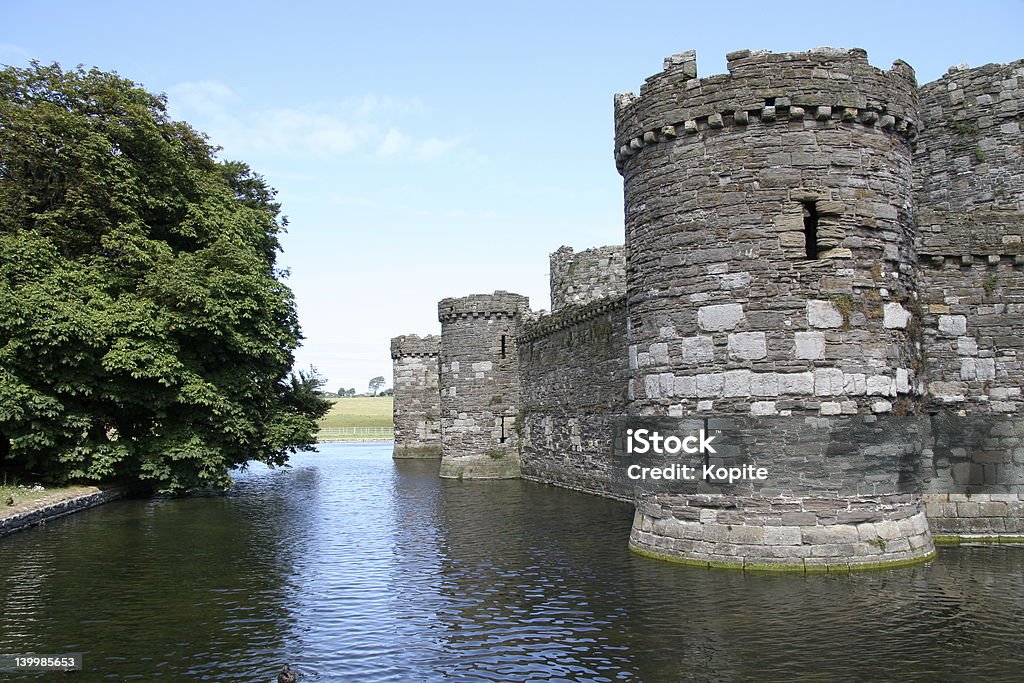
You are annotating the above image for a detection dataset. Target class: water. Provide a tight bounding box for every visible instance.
[1,442,1023,681]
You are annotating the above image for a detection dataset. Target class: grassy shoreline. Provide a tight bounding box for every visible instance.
[1,484,105,522]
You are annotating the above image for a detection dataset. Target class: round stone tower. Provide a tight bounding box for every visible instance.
[390,334,442,458]
[615,48,935,570]
[437,291,530,479]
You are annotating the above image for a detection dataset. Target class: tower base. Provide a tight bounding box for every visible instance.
[629,494,935,572]
[439,451,521,479]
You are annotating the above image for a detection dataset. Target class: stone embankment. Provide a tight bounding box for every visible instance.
[0,486,131,538]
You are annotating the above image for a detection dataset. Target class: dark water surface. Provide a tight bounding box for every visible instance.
[1,442,1023,682]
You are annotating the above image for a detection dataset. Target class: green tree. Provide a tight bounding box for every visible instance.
[368,376,386,396]
[0,62,330,493]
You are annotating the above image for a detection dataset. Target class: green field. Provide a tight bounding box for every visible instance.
[317,396,393,439]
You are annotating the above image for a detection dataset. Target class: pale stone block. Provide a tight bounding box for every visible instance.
[929,381,967,402]
[719,272,751,289]
[696,400,714,411]
[750,401,777,416]
[679,336,714,364]
[723,370,752,397]
[843,373,867,395]
[660,372,675,396]
[779,372,814,395]
[728,332,767,360]
[750,372,779,397]
[472,361,493,372]
[697,303,745,331]
[962,358,996,381]
[896,368,910,393]
[659,326,677,339]
[872,400,893,413]
[650,342,670,364]
[794,331,825,360]
[668,404,683,417]
[807,300,843,328]
[883,302,911,329]
[644,374,662,398]
[814,368,845,396]
[696,373,724,398]
[957,337,978,356]
[763,526,803,545]
[629,345,639,369]
[938,315,967,335]
[866,375,894,396]
[820,402,842,415]
[674,375,696,397]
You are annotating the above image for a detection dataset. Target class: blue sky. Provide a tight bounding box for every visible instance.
[3,1,1023,393]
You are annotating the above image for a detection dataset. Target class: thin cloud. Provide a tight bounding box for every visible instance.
[0,43,32,65]
[166,80,457,162]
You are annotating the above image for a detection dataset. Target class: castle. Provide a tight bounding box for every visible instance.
[391,48,1024,571]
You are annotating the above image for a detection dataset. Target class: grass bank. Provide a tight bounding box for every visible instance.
[1,483,103,522]
[317,396,393,440]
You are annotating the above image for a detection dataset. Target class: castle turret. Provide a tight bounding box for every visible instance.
[549,245,626,312]
[438,291,530,478]
[914,60,1024,536]
[615,48,934,570]
[390,334,442,458]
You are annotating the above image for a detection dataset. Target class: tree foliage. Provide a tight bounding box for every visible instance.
[368,376,386,396]
[0,62,330,492]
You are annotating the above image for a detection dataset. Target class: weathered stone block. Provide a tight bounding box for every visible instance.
[728,332,767,360]
[814,368,845,396]
[697,304,745,331]
[679,335,715,363]
[779,372,815,395]
[794,332,825,360]
[807,300,843,328]
[883,303,911,329]
[723,370,752,397]
[938,315,967,336]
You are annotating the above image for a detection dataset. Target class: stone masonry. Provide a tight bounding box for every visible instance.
[391,335,441,457]
[436,292,529,479]
[393,48,1024,571]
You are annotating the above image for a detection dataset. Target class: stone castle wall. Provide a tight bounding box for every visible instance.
[914,59,1024,535]
[518,296,630,500]
[549,245,626,312]
[612,48,932,569]
[437,292,529,479]
[392,48,1024,569]
[390,334,441,457]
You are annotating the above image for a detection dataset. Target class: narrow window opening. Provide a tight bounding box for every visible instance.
[802,201,820,259]
[764,97,776,106]
[500,418,507,443]
[500,335,507,359]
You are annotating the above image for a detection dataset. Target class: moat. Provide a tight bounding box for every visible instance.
[2,442,1023,681]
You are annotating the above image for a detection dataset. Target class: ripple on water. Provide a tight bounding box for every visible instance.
[1,442,1023,681]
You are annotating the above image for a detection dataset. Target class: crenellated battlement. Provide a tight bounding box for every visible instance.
[549,245,625,313]
[518,295,625,344]
[437,291,531,323]
[614,48,919,172]
[390,334,440,359]
[393,47,1024,567]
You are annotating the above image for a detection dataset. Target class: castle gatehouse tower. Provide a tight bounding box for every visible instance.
[614,48,935,569]
[390,334,442,458]
[438,291,529,479]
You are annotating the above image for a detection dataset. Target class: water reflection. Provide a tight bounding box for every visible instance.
[0,443,1022,681]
